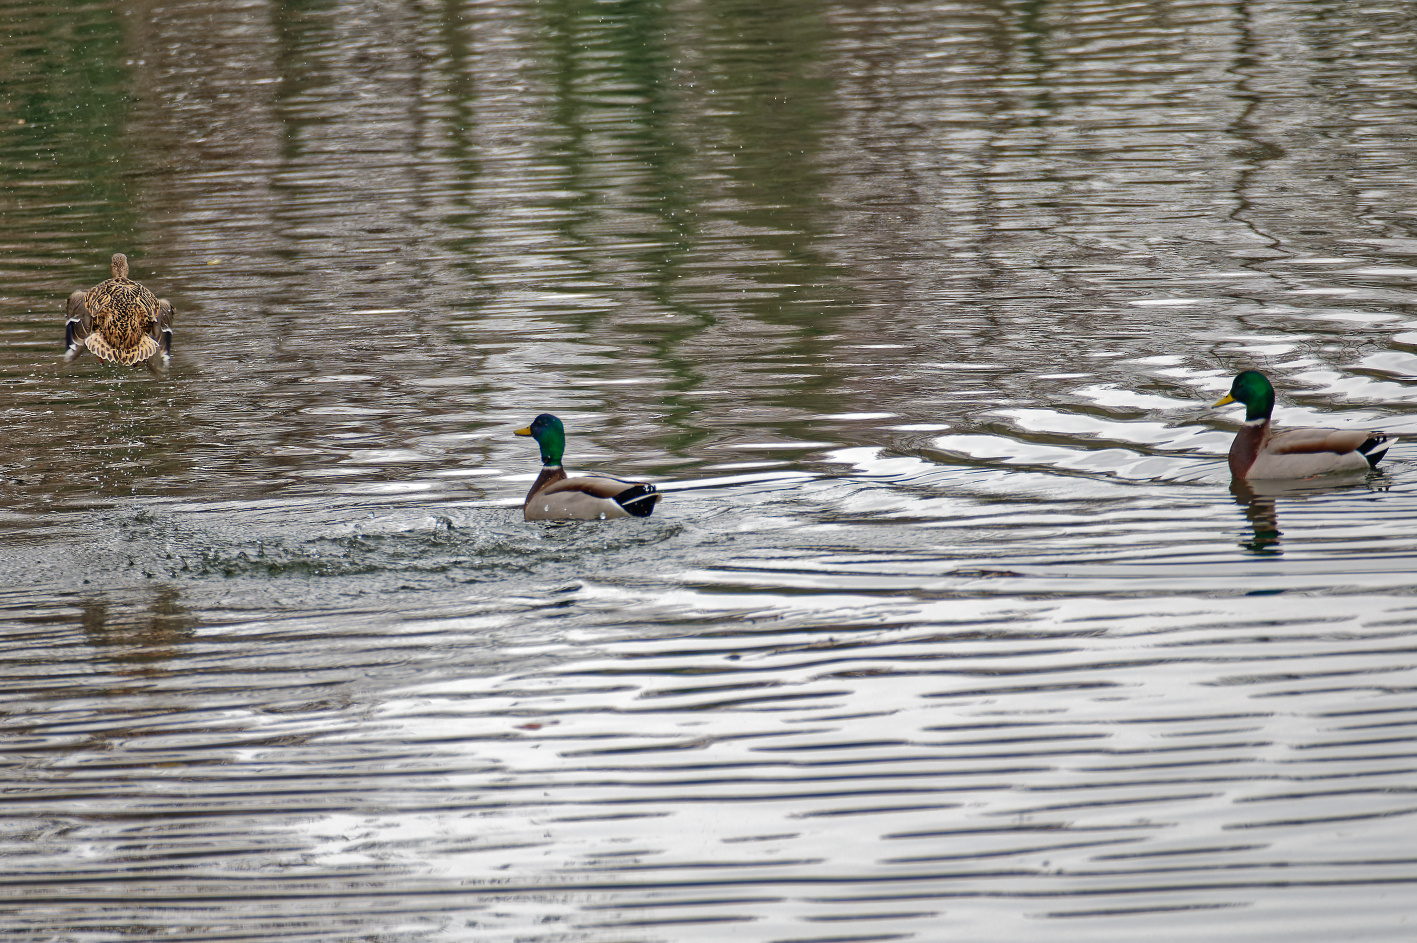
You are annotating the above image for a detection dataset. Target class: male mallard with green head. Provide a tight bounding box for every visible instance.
[1213,370,1389,479]
[515,413,661,521]
[64,252,174,373]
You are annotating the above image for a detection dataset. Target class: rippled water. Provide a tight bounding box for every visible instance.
[6,0,1417,939]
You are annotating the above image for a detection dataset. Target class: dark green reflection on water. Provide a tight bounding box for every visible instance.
[537,0,695,316]
[687,0,858,436]
[537,0,712,446]
[692,0,844,315]
[269,0,339,167]
[432,0,491,297]
[0,5,197,508]
[3,3,139,267]
[529,0,857,451]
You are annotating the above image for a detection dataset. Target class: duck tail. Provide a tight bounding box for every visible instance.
[119,336,160,366]
[1359,433,1390,468]
[614,483,661,518]
[84,333,117,363]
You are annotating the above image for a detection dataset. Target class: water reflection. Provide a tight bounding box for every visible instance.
[6,0,1417,940]
[1231,473,1396,557]
[79,586,196,668]
[1232,482,1283,555]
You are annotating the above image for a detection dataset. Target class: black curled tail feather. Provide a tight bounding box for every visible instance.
[1359,434,1390,469]
[614,483,660,518]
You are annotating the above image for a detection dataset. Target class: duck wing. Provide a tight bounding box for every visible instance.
[63,290,90,360]
[537,475,661,519]
[148,299,175,373]
[542,475,645,500]
[86,331,160,366]
[1268,427,1382,455]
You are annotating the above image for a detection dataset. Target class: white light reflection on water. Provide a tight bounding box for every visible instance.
[6,458,1417,939]
[6,0,1417,939]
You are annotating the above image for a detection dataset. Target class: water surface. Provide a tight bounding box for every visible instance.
[5,0,1417,940]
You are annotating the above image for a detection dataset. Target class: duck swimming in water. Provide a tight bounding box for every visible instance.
[64,252,174,373]
[1213,370,1389,479]
[514,413,661,521]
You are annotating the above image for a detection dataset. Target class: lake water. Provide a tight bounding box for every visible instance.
[5,0,1417,940]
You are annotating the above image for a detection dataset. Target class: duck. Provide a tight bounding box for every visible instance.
[64,252,174,373]
[514,413,661,521]
[1212,370,1389,479]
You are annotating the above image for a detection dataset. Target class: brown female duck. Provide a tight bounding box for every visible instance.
[64,252,174,372]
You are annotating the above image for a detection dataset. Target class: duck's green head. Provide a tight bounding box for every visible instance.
[1213,370,1275,423]
[515,413,566,466]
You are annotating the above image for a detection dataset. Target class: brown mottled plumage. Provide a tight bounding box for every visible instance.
[64,253,174,372]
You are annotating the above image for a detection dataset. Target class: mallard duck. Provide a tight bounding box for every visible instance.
[514,413,661,521]
[64,252,174,372]
[1212,370,1389,479]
